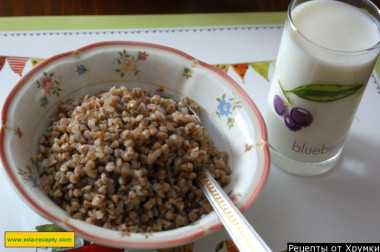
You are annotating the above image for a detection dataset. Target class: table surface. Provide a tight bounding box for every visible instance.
[1,2,380,252]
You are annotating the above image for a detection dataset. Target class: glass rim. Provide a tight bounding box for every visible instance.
[287,0,380,54]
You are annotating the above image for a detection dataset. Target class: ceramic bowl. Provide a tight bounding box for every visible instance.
[0,41,270,249]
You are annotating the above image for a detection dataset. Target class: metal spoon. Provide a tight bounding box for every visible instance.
[163,94,271,252]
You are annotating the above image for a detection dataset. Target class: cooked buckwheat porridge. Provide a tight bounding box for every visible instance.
[32,86,231,232]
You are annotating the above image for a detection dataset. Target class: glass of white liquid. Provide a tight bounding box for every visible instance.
[265,0,380,176]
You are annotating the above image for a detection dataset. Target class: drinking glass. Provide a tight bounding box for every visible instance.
[265,0,380,176]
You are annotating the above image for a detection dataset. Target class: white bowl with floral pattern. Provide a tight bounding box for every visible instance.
[0,41,270,249]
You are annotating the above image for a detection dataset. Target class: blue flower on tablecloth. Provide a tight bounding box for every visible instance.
[40,96,49,107]
[76,64,87,75]
[217,99,232,116]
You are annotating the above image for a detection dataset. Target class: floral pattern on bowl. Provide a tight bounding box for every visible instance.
[17,166,39,187]
[113,49,148,77]
[215,93,242,129]
[76,64,87,75]
[35,72,62,107]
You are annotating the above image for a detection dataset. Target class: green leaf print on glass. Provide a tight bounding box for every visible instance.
[276,80,364,132]
[285,83,364,103]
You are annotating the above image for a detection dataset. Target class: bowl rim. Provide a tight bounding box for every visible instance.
[0,40,270,248]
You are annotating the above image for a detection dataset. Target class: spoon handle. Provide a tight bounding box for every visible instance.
[198,167,272,252]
